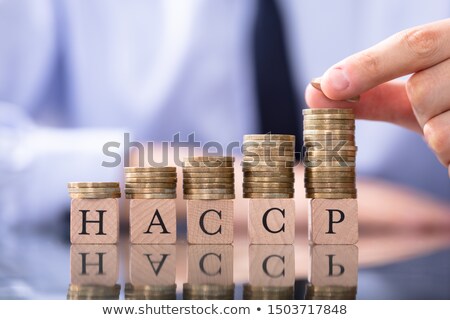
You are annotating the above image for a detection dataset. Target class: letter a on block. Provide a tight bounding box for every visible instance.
[308,199,358,244]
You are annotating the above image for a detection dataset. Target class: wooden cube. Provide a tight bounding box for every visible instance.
[187,245,233,285]
[129,245,176,286]
[309,245,358,287]
[309,199,358,244]
[187,200,233,244]
[70,244,118,286]
[70,199,119,244]
[249,245,295,287]
[248,199,295,244]
[130,199,176,244]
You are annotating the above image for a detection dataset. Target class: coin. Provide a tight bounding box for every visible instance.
[125,183,177,188]
[306,192,357,199]
[182,167,234,173]
[183,189,234,194]
[242,166,294,172]
[303,119,355,124]
[303,108,354,115]
[70,193,121,199]
[304,129,355,135]
[183,162,234,168]
[306,150,357,156]
[305,166,355,172]
[244,134,295,141]
[68,188,120,193]
[304,125,355,130]
[304,177,355,183]
[183,194,235,200]
[125,172,177,178]
[183,177,234,183]
[124,167,176,172]
[305,171,356,177]
[243,155,294,162]
[127,193,176,199]
[184,156,235,162]
[309,78,360,102]
[183,183,233,189]
[243,182,293,188]
[182,172,234,178]
[303,114,356,120]
[245,177,295,183]
[68,182,119,188]
[126,177,178,183]
[244,187,294,193]
[242,162,295,168]
[243,171,294,178]
[306,188,356,193]
[305,182,356,188]
[243,193,293,198]
[125,188,176,194]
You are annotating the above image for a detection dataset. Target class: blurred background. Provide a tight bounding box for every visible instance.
[0,0,449,300]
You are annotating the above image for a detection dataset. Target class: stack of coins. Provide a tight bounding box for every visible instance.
[183,283,235,300]
[124,167,177,199]
[242,134,295,198]
[183,157,235,200]
[305,284,357,300]
[67,182,121,199]
[243,284,294,300]
[303,109,357,199]
[125,283,176,300]
[67,284,121,300]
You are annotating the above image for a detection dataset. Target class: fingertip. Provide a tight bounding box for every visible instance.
[321,66,352,100]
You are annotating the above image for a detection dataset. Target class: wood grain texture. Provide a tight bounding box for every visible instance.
[129,245,176,286]
[130,199,176,244]
[70,244,118,286]
[187,200,233,244]
[187,245,233,285]
[249,245,295,287]
[248,199,295,244]
[309,245,358,287]
[308,199,358,244]
[70,199,119,244]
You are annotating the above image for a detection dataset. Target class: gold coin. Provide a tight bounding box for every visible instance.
[305,178,355,183]
[125,172,177,178]
[306,192,357,199]
[125,182,176,188]
[303,108,354,115]
[304,125,355,131]
[125,188,176,194]
[183,162,234,168]
[242,166,294,172]
[306,166,355,172]
[244,187,294,193]
[126,177,177,183]
[244,134,296,141]
[183,177,234,183]
[305,171,356,177]
[305,182,355,188]
[127,193,176,199]
[245,177,295,183]
[244,171,294,178]
[183,188,234,194]
[243,193,294,198]
[183,194,235,200]
[242,162,295,168]
[303,142,357,150]
[242,155,294,162]
[182,167,234,173]
[306,188,356,193]
[306,150,357,156]
[184,156,235,162]
[303,119,355,124]
[70,193,121,199]
[309,78,360,102]
[306,162,356,168]
[183,183,234,189]
[68,182,119,188]
[243,182,293,188]
[68,187,120,193]
[124,167,176,172]
[183,172,234,178]
[304,129,355,135]
[303,114,356,120]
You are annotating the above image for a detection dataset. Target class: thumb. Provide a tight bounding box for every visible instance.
[305,80,421,133]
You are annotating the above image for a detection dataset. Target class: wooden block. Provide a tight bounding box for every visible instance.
[129,245,176,286]
[309,199,358,244]
[70,199,119,244]
[309,245,358,287]
[70,244,118,286]
[187,245,233,285]
[130,199,176,244]
[249,245,295,287]
[187,200,233,244]
[248,199,295,244]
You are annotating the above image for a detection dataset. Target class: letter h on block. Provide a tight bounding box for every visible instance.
[70,199,119,244]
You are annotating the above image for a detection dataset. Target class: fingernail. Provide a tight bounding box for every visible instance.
[328,68,350,91]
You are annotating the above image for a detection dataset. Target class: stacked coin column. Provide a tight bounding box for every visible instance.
[303,108,358,244]
[125,167,177,244]
[68,182,121,244]
[242,134,296,244]
[183,156,235,244]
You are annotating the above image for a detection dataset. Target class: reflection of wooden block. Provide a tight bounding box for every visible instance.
[187,245,233,285]
[249,245,295,287]
[70,199,119,244]
[309,245,358,287]
[70,245,118,286]
[248,199,295,244]
[187,200,233,244]
[130,199,176,244]
[129,245,176,286]
[309,199,358,244]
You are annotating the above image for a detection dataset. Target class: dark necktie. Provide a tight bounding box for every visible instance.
[252,0,302,152]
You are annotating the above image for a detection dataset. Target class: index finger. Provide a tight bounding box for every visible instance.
[320,19,450,100]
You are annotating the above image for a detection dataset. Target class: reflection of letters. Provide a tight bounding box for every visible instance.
[80,252,105,275]
[262,208,285,234]
[199,253,222,276]
[325,209,345,234]
[262,254,285,278]
[144,209,170,234]
[144,253,169,276]
[78,210,107,235]
[199,210,222,235]
[327,254,344,276]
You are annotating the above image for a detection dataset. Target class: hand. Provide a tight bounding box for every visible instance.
[305,19,450,177]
